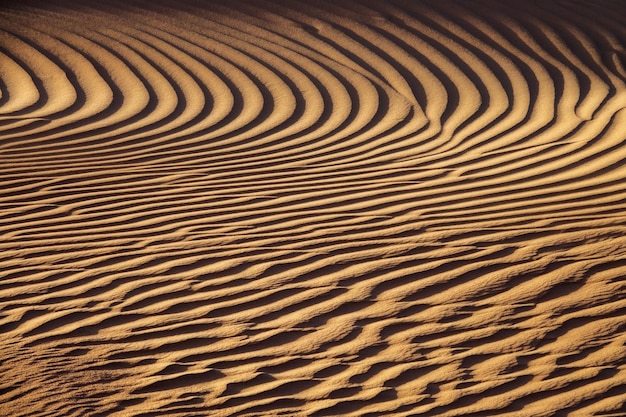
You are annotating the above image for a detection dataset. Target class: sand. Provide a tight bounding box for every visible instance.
[1,0,626,415]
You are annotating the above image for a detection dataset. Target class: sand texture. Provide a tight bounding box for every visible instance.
[2,0,626,415]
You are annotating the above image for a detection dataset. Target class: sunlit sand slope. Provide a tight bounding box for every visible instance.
[1,0,626,415]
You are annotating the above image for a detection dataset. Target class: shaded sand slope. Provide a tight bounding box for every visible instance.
[1,0,626,415]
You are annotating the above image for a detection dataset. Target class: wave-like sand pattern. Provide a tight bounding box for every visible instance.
[2,0,626,415]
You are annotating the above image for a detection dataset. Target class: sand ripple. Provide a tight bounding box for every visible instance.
[1,0,626,415]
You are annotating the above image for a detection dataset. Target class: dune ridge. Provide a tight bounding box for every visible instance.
[1,0,626,415]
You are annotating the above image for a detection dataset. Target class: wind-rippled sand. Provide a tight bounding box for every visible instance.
[1,0,626,415]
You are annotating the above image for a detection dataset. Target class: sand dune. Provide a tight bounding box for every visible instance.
[1,0,626,415]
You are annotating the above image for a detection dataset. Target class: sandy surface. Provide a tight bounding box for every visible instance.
[1,0,626,415]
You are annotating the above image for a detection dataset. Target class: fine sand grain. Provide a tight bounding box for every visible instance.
[1,0,626,415]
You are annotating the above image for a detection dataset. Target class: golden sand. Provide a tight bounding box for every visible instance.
[1,0,626,415]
